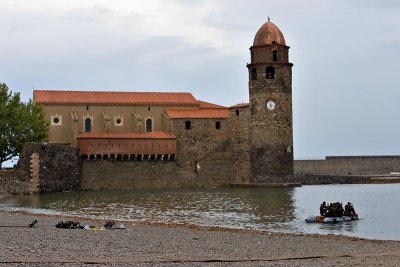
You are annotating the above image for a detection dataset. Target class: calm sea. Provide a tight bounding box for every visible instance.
[1,184,399,240]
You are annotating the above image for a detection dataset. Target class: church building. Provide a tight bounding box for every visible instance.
[33,19,294,187]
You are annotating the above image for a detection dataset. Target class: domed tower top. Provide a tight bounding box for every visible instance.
[253,18,286,46]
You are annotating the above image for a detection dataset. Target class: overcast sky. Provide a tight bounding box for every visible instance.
[1,0,399,159]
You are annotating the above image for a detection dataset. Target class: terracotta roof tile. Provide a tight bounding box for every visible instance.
[34,90,198,106]
[78,132,176,139]
[230,103,250,108]
[165,108,229,119]
[197,100,227,109]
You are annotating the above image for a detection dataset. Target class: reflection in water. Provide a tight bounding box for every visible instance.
[1,184,400,240]
[1,188,295,231]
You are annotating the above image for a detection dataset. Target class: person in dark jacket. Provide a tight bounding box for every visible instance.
[320,201,328,216]
[344,202,358,219]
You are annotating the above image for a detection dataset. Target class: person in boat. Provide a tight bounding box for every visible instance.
[326,203,335,217]
[337,202,344,217]
[344,202,358,219]
[320,201,328,216]
[326,202,343,217]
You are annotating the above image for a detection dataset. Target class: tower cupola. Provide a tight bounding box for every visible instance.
[253,19,286,46]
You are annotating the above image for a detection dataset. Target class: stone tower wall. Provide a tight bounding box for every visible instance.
[248,43,294,182]
[227,107,251,183]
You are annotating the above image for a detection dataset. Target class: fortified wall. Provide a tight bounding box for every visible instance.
[0,143,81,195]
[2,143,400,195]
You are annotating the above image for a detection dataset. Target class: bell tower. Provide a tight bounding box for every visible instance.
[247,18,294,182]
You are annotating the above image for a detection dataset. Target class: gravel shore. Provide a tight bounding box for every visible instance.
[0,210,399,266]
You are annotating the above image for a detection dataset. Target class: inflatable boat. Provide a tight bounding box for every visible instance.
[305,215,358,223]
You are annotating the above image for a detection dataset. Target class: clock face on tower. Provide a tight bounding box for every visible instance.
[266,100,276,110]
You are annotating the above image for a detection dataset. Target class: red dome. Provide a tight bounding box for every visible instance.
[253,20,286,46]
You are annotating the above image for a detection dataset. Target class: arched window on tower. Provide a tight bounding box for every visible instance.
[251,51,254,62]
[251,68,257,80]
[85,118,92,132]
[273,50,278,62]
[146,118,153,132]
[266,66,275,79]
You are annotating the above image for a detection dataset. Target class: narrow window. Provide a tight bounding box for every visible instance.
[266,66,275,79]
[251,51,254,62]
[215,121,221,129]
[85,118,92,132]
[185,121,191,130]
[273,50,278,62]
[146,118,153,132]
[235,109,240,116]
[251,68,257,80]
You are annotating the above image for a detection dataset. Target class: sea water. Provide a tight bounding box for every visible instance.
[1,184,399,240]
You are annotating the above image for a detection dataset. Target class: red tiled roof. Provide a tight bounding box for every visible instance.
[77,132,176,139]
[230,103,250,108]
[34,90,198,106]
[165,108,229,119]
[197,100,226,109]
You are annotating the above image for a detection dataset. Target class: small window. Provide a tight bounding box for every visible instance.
[235,109,240,116]
[148,107,151,111]
[146,118,153,132]
[215,121,221,129]
[114,116,123,126]
[251,68,257,80]
[273,50,278,62]
[251,51,254,62]
[85,118,92,132]
[185,121,191,130]
[266,66,275,79]
[51,114,62,126]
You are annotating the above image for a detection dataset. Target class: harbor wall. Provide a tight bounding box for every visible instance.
[294,156,400,176]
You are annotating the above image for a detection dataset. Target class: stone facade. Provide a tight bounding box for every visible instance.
[81,158,235,190]
[0,170,30,195]
[227,105,251,183]
[20,143,81,194]
[1,143,80,194]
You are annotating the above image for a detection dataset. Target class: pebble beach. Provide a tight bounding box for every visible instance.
[0,207,400,267]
